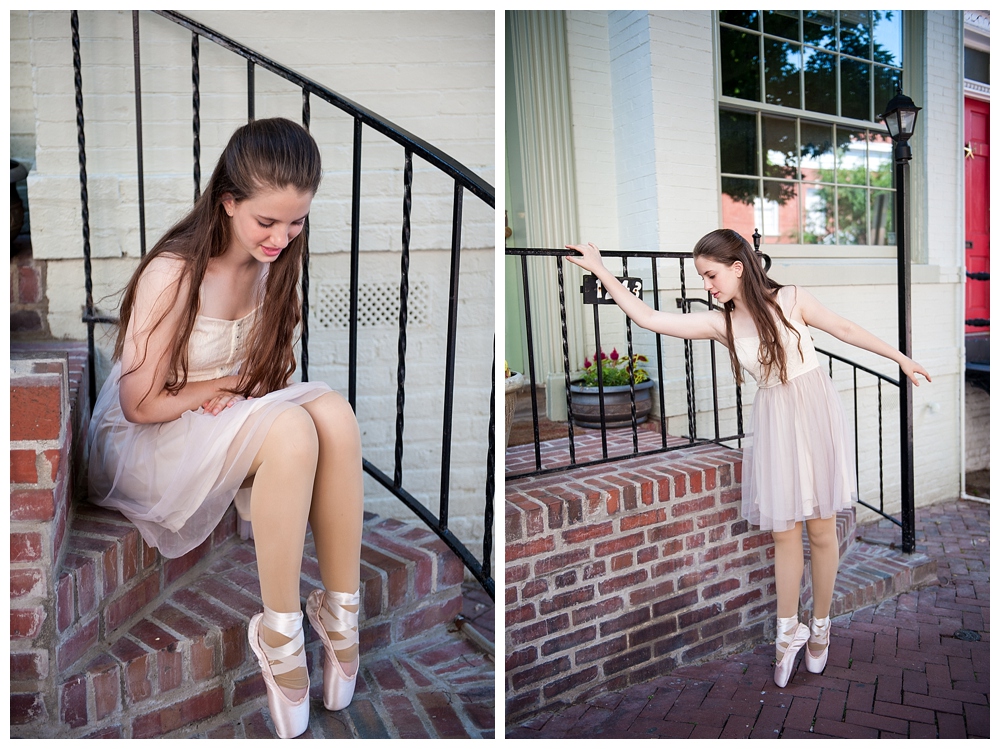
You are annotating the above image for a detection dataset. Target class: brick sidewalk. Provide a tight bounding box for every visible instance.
[507,499,989,739]
[189,582,495,739]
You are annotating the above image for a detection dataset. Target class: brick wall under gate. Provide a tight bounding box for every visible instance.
[505,440,786,721]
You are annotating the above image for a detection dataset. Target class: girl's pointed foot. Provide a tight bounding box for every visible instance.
[306,588,360,711]
[248,609,310,738]
[805,616,831,674]
[774,616,809,688]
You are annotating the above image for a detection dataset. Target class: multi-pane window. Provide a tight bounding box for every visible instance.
[717,11,903,246]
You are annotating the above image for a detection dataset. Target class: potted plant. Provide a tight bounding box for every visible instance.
[504,360,527,449]
[569,347,654,429]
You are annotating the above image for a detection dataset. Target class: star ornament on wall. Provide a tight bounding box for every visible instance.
[965,142,975,159]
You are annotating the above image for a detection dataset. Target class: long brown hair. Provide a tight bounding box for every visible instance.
[114,117,322,399]
[693,229,802,385]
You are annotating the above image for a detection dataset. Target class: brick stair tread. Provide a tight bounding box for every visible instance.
[829,540,938,619]
[55,503,466,738]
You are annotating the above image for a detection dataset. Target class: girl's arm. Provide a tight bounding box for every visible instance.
[565,243,725,342]
[118,256,243,423]
[796,286,931,386]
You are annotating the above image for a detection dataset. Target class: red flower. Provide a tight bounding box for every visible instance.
[584,357,592,368]
[610,348,619,361]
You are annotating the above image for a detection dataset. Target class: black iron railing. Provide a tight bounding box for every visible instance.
[505,246,915,553]
[71,10,494,598]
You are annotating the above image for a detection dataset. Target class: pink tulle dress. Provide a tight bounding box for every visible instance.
[87,308,331,558]
[734,290,857,532]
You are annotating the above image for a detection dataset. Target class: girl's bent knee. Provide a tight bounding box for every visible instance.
[267,404,320,459]
[307,392,361,442]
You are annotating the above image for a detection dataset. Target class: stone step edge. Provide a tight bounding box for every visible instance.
[40,515,464,737]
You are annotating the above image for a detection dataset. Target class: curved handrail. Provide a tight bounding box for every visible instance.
[153,11,494,208]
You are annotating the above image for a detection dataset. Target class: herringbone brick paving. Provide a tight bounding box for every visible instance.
[189,582,495,739]
[507,499,988,739]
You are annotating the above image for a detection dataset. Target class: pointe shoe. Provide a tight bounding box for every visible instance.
[773,618,809,688]
[248,612,310,738]
[306,589,360,711]
[805,616,831,674]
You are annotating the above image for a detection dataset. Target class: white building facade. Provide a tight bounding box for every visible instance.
[506,10,974,523]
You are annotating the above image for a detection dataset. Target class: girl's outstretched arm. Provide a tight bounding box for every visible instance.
[796,286,931,386]
[565,243,725,342]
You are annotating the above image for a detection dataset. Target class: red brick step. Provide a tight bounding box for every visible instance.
[49,506,463,738]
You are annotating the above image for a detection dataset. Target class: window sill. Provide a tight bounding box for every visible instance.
[767,258,961,286]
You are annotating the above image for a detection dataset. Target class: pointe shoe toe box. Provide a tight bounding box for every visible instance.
[248,614,310,739]
[773,622,809,688]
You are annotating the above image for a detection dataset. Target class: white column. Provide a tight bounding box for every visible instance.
[508,10,586,419]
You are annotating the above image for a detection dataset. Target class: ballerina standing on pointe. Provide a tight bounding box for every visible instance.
[566,229,930,687]
[88,117,363,738]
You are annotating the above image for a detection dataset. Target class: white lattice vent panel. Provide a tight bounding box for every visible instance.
[312,280,430,329]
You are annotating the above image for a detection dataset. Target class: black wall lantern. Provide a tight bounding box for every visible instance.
[878,88,922,162]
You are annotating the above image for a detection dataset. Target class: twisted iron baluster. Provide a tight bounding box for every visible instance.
[735,381,744,448]
[192,32,201,203]
[556,257,576,464]
[650,257,667,446]
[394,150,412,487]
[132,11,146,256]
[623,257,639,452]
[483,348,495,582]
[72,11,97,409]
[679,257,696,440]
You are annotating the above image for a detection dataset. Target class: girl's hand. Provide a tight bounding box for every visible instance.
[201,393,242,416]
[565,242,607,275]
[901,358,932,387]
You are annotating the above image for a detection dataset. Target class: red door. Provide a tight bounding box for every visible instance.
[965,97,989,333]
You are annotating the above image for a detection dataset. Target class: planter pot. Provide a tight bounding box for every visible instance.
[569,379,654,429]
[505,372,527,448]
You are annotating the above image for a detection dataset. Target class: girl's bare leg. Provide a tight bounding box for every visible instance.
[805,516,839,655]
[246,404,319,697]
[772,523,804,619]
[301,392,364,668]
[771,523,809,682]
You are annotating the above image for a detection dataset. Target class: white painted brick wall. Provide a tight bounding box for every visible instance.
[10,11,35,163]
[565,10,619,247]
[608,11,660,253]
[648,11,721,253]
[922,11,964,272]
[21,9,495,552]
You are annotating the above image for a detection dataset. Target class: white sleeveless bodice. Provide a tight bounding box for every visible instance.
[186,310,256,382]
[733,318,819,388]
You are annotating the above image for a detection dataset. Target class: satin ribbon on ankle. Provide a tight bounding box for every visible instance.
[318,590,360,657]
[261,607,308,690]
